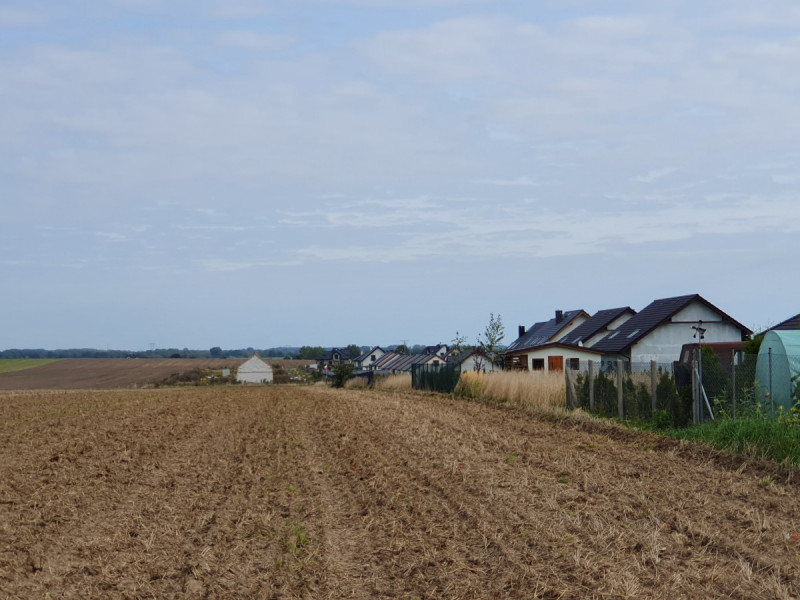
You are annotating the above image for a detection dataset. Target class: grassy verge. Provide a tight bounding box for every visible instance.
[637,416,800,465]
[0,359,61,374]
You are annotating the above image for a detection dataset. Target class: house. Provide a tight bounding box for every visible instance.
[453,349,500,373]
[771,314,800,331]
[590,294,752,365]
[371,352,447,374]
[236,354,274,384]
[504,309,590,370]
[422,344,450,358]
[317,348,351,371]
[353,347,387,370]
[557,307,636,348]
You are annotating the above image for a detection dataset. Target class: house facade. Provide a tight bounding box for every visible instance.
[236,354,274,384]
[353,347,386,370]
[453,350,501,373]
[590,294,752,365]
[504,309,590,371]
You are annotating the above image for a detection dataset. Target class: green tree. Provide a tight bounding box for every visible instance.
[210,346,223,358]
[296,346,326,360]
[331,362,355,388]
[345,344,363,360]
[395,344,410,355]
[477,313,505,365]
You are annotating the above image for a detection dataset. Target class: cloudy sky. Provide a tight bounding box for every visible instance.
[2,0,799,350]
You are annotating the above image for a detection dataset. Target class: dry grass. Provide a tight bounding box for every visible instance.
[374,372,412,390]
[1,386,799,599]
[456,370,567,410]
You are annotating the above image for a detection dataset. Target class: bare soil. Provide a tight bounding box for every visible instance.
[0,359,245,390]
[1,386,799,599]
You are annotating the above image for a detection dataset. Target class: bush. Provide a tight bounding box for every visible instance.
[330,362,354,388]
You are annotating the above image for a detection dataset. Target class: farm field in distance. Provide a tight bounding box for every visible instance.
[0,358,247,390]
[1,386,799,598]
[0,359,61,374]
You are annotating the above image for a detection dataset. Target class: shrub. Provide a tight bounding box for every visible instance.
[330,362,354,388]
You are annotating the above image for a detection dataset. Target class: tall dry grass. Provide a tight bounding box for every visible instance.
[455,370,566,411]
[374,373,412,390]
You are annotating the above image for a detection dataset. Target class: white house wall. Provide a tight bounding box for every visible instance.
[460,354,499,373]
[630,301,745,364]
[522,347,603,372]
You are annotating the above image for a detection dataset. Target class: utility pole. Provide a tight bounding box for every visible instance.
[692,321,706,421]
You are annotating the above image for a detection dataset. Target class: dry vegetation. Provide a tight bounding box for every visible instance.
[1,386,800,599]
[456,370,567,410]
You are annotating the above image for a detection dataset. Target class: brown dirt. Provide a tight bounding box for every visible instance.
[1,386,799,599]
[0,359,245,390]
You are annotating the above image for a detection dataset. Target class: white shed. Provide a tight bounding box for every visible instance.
[236,355,274,384]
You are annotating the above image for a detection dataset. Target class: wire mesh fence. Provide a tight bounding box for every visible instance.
[412,363,461,393]
[565,351,800,426]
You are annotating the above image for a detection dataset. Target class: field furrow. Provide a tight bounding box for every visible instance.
[1,386,799,599]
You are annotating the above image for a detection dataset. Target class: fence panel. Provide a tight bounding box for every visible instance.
[412,363,461,393]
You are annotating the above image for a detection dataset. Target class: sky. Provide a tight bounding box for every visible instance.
[2,0,800,350]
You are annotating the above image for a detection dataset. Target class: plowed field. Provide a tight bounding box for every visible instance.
[0,359,244,390]
[1,386,799,599]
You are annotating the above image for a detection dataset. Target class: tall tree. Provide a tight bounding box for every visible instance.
[477,313,505,365]
[345,344,363,359]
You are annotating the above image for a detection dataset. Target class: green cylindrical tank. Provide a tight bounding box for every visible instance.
[755,331,800,414]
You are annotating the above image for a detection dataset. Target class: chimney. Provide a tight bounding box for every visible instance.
[555,310,564,323]
[518,325,526,338]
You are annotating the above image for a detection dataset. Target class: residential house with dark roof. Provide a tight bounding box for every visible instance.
[504,309,590,371]
[317,348,351,371]
[557,307,637,348]
[771,314,800,331]
[370,351,446,374]
[353,346,387,370]
[590,294,751,365]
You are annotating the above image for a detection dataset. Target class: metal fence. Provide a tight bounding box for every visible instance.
[411,363,461,393]
[565,351,799,426]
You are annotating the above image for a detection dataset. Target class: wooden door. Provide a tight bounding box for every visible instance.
[548,355,564,372]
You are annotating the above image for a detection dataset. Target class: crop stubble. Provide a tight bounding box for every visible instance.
[0,386,799,599]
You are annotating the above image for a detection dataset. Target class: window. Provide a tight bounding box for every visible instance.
[370,355,376,361]
[569,358,580,370]
[532,358,545,371]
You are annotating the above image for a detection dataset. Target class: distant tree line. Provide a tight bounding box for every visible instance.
[0,347,304,360]
[0,342,468,360]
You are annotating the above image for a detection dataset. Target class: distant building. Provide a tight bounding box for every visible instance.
[236,354,274,384]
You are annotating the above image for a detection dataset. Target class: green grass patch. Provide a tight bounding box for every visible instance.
[0,359,61,374]
[655,417,800,465]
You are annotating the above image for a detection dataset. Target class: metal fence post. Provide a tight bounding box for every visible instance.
[731,349,736,420]
[650,360,657,416]
[588,360,595,412]
[692,352,699,424]
[617,359,624,419]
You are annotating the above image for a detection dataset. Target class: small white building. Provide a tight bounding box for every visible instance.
[236,354,274,384]
[453,350,501,373]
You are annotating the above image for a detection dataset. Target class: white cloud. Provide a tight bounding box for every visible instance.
[216,30,294,50]
[632,168,677,183]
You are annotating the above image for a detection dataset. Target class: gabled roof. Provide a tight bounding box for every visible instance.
[771,314,800,331]
[354,346,384,363]
[423,344,449,355]
[558,307,636,346]
[317,348,350,361]
[373,352,442,372]
[239,354,272,372]
[591,294,752,354]
[506,310,589,354]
